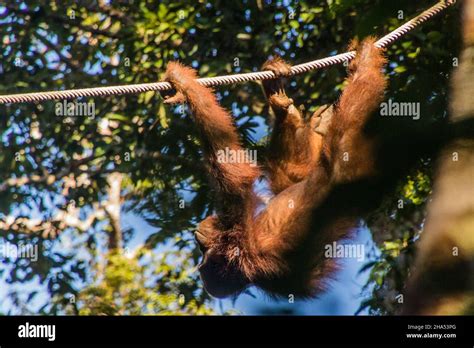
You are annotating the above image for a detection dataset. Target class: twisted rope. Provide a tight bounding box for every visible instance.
[0,0,456,105]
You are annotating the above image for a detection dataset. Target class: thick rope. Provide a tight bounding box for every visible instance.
[0,0,456,104]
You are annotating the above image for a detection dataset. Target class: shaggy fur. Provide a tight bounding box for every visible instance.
[163,37,388,298]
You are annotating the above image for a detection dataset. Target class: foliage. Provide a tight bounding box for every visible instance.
[359,168,432,315]
[68,251,214,315]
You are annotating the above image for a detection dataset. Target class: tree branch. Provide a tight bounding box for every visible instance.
[104,172,123,250]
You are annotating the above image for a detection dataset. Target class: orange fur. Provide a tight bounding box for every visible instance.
[163,38,388,298]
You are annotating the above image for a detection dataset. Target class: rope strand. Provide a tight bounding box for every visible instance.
[0,0,456,105]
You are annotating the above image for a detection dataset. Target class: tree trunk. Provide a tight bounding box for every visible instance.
[403,0,474,315]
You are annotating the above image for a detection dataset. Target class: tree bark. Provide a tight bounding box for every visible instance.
[105,172,123,251]
[403,0,474,315]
